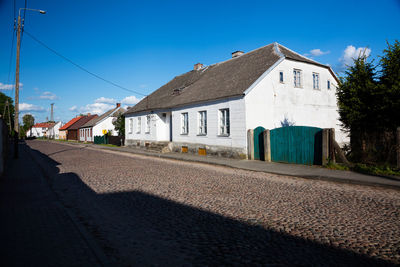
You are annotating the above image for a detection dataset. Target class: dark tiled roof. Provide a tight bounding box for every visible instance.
[125,43,333,115]
[80,107,125,128]
[68,115,98,130]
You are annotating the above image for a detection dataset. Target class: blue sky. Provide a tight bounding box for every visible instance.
[1,0,399,123]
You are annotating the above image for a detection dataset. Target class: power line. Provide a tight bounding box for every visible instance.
[23,30,147,96]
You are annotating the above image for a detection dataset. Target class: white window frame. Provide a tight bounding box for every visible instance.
[219,108,230,136]
[181,113,189,135]
[145,115,151,133]
[136,117,141,134]
[293,69,302,88]
[198,111,207,135]
[129,118,133,133]
[313,72,320,90]
[279,71,284,83]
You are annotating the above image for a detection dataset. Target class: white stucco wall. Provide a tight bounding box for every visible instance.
[47,121,63,139]
[125,112,170,142]
[245,58,348,144]
[26,127,46,137]
[93,117,118,137]
[171,98,246,149]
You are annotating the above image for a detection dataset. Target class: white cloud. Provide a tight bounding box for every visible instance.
[19,103,45,113]
[39,91,58,100]
[121,95,142,105]
[339,45,371,67]
[309,49,330,57]
[0,82,23,90]
[80,103,114,115]
[95,97,116,104]
[69,105,78,112]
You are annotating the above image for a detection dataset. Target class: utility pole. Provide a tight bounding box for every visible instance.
[13,8,46,158]
[50,103,54,122]
[14,14,21,158]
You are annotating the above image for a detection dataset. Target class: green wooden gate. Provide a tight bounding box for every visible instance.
[253,126,266,160]
[94,135,108,144]
[270,126,322,165]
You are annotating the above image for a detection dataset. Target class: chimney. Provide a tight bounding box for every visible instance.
[194,63,203,71]
[232,51,244,58]
[87,113,91,116]
[116,103,121,108]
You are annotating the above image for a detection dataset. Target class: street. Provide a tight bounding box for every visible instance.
[27,140,400,265]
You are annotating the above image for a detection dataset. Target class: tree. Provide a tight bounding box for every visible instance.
[0,92,15,131]
[112,113,125,137]
[336,40,400,164]
[22,114,35,137]
[379,40,400,131]
[336,55,378,133]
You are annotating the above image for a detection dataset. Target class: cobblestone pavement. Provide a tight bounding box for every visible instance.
[27,140,400,266]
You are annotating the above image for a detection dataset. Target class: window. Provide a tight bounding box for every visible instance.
[327,80,331,90]
[198,111,207,135]
[181,113,188,134]
[293,69,302,87]
[313,73,320,90]
[145,115,151,133]
[279,71,284,83]
[136,117,141,133]
[129,118,133,133]
[219,108,230,136]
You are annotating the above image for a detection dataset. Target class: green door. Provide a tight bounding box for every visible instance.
[253,126,266,160]
[270,126,322,165]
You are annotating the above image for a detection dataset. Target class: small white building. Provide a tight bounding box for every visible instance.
[124,42,347,158]
[26,122,55,138]
[79,104,125,142]
[45,121,64,139]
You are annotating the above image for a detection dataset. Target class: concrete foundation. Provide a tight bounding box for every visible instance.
[126,139,247,159]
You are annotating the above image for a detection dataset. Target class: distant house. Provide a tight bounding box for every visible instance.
[26,122,55,138]
[79,104,125,142]
[66,114,98,141]
[45,121,64,139]
[59,116,83,140]
[124,42,346,158]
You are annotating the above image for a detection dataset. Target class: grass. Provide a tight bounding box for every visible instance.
[98,144,119,148]
[325,161,400,178]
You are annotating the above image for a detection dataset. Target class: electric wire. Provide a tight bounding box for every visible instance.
[23,30,147,96]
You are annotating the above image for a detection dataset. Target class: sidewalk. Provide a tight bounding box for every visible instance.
[0,142,107,266]
[52,140,400,190]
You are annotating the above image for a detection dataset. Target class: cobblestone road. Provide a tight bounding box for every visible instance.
[28,140,400,266]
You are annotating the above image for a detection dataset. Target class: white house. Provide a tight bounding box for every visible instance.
[124,42,347,158]
[79,104,125,142]
[45,121,64,139]
[26,122,55,138]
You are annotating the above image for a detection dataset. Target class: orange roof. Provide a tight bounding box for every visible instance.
[59,116,83,130]
[32,122,55,128]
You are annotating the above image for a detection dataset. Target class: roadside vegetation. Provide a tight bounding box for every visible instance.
[336,40,400,176]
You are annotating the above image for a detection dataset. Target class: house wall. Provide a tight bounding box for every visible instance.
[125,97,247,157]
[171,98,247,151]
[245,58,348,144]
[27,127,46,138]
[93,117,118,137]
[79,127,93,142]
[59,130,67,140]
[125,112,169,142]
[46,122,63,139]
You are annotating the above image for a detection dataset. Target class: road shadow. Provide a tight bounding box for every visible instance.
[26,143,396,266]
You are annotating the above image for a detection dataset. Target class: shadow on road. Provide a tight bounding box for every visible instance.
[26,142,395,266]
